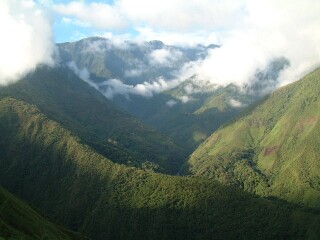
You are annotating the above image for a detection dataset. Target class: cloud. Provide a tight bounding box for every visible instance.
[0,0,54,85]
[54,0,320,95]
[149,49,183,66]
[54,0,244,32]
[178,95,192,104]
[135,28,220,47]
[61,17,89,27]
[166,99,177,107]
[174,0,320,92]
[53,1,127,30]
[117,0,245,32]
[99,77,181,99]
[67,61,99,89]
[124,69,145,78]
[229,99,244,108]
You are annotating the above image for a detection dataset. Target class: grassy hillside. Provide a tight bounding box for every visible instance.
[0,97,320,239]
[0,66,186,174]
[187,67,320,209]
[0,186,86,240]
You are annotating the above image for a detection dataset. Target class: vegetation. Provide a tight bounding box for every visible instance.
[0,97,320,239]
[187,67,320,209]
[59,40,289,153]
[0,66,186,174]
[0,186,86,240]
[114,82,256,152]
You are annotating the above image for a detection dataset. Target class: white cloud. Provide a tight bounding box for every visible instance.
[53,1,127,30]
[117,0,245,32]
[149,49,183,66]
[61,17,89,27]
[124,69,145,78]
[0,0,54,85]
[98,32,132,49]
[54,0,320,94]
[229,99,244,108]
[166,99,177,107]
[174,0,320,91]
[178,95,192,103]
[99,77,181,99]
[81,39,111,53]
[54,0,245,33]
[67,61,99,89]
[135,28,220,46]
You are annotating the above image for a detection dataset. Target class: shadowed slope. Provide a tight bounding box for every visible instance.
[0,97,319,239]
[0,186,86,240]
[0,66,186,174]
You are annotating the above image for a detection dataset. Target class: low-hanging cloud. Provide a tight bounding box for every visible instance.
[177,0,320,91]
[54,0,320,95]
[100,77,181,99]
[0,0,54,85]
[67,61,99,90]
[149,48,183,66]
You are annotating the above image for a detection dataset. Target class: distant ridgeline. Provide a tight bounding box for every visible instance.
[58,37,289,153]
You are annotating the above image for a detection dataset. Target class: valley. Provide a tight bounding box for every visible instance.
[1,1,320,237]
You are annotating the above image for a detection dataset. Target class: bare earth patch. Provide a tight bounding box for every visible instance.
[264,145,279,156]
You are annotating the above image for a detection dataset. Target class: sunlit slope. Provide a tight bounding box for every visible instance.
[188,67,320,208]
[0,186,86,240]
[0,98,319,239]
[0,66,186,173]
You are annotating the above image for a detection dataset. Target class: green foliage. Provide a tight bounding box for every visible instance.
[114,82,257,153]
[0,186,85,240]
[0,66,186,174]
[0,97,319,239]
[187,67,320,209]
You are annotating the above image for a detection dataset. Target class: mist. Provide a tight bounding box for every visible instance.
[0,0,54,85]
[180,0,320,91]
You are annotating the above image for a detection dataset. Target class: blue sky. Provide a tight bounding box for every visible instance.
[42,0,119,42]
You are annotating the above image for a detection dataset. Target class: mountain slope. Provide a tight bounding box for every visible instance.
[0,97,319,239]
[0,186,85,240]
[187,67,320,209]
[116,83,256,152]
[58,37,210,85]
[58,38,289,153]
[0,66,186,174]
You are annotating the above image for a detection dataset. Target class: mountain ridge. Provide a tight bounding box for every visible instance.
[0,66,186,174]
[0,97,319,239]
[187,67,320,209]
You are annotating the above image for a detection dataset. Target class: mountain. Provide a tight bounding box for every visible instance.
[0,185,86,240]
[0,97,319,239]
[58,37,211,85]
[57,38,289,152]
[187,67,320,209]
[0,66,186,174]
[113,82,257,152]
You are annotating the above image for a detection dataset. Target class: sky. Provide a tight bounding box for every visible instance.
[1,0,320,95]
[49,0,232,45]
